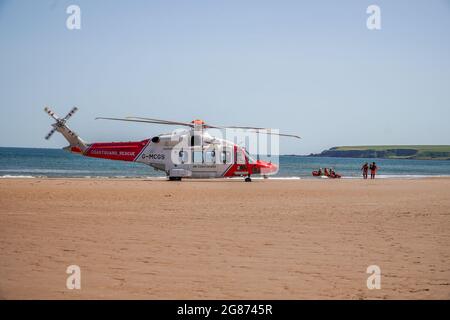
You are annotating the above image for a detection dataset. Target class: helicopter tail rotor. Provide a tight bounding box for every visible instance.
[44,106,87,151]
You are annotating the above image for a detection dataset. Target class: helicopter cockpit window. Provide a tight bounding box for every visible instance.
[236,149,246,164]
[243,149,256,164]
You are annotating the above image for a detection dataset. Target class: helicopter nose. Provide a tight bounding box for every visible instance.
[268,162,278,173]
[258,161,278,175]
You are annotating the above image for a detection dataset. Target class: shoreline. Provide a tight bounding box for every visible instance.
[2,175,450,181]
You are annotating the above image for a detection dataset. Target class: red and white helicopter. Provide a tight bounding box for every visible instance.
[44,107,300,181]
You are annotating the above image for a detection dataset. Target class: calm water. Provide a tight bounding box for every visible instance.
[1,147,450,179]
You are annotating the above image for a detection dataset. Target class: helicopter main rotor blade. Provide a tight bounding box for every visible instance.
[126,116,194,127]
[236,129,301,139]
[217,126,301,139]
[95,117,194,127]
[264,132,301,139]
[128,117,227,129]
[222,125,269,130]
[96,116,301,138]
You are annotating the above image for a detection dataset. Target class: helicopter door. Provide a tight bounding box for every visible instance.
[236,148,246,165]
[190,147,217,178]
[234,148,248,175]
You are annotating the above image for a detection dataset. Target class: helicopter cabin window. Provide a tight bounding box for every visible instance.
[178,150,188,163]
[205,150,215,163]
[193,151,203,163]
[221,150,231,164]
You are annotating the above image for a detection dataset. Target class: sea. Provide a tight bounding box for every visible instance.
[1,147,450,179]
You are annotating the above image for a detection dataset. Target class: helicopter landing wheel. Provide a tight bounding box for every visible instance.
[168,176,182,181]
[245,176,252,182]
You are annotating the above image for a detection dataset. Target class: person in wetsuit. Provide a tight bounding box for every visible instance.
[369,162,378,179]
[361,162,369,179]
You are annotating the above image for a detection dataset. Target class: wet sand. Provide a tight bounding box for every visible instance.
[0,178,449,299]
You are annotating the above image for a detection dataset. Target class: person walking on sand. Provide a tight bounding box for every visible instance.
[369,162,378,179]
[361,162,369,179]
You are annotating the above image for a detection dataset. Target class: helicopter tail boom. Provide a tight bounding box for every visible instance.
[82,139,150,162]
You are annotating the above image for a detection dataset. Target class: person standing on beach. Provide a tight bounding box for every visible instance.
[369,162,378,179]
[361,162,369,179]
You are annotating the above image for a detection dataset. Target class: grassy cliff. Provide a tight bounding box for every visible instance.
[314,145,450,160]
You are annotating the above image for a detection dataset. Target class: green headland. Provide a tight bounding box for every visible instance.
[311,145,450,160]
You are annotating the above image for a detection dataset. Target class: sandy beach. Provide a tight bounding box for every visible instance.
[0,177,449,299]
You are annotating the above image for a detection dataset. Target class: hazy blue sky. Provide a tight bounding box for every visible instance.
[1,0,449,154]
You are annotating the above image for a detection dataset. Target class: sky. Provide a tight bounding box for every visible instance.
[0,0,449,154]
